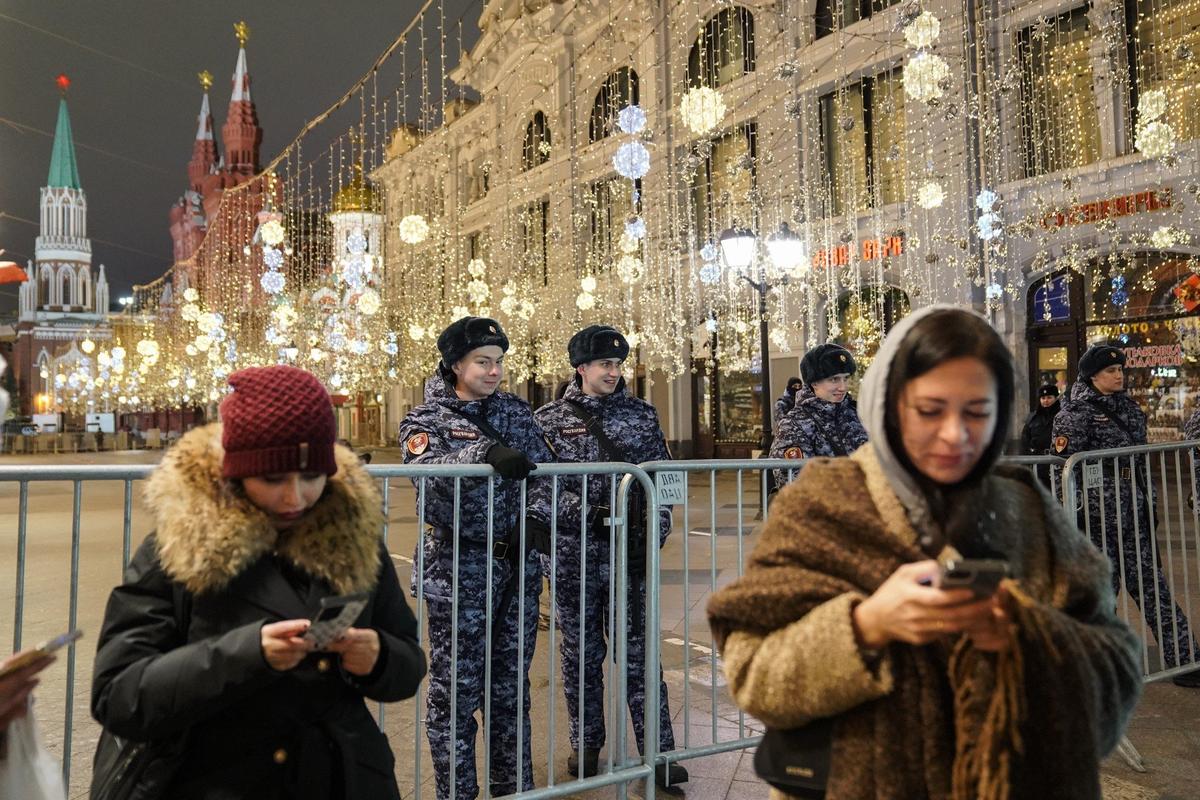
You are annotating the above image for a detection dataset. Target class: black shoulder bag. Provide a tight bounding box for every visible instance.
[753,717,833,798]
[562,399,649,568]
[90,586,191,800]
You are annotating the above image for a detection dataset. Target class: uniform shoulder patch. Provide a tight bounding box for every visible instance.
[406,432,430,456]
[784,446,804,459]
[1053,435,1068,453]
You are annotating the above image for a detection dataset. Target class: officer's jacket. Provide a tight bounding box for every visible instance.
[1052,380,1152,518]
[770,389,868,461]
[399,374,554,545]
[535,379,671,544]
[1052,380,1147,457]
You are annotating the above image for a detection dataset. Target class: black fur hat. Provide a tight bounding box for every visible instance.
[786,376,802,392]
[800,344,856,386]
[569,325,630,367]
[1078,344,1124,380]
[437,316,509,368]
[1038,383,1060,398]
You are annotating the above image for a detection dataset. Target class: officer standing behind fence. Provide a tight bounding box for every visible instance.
[534,325,686,787]
[1053,344,1200,687]
[769,344,868,487]
[399,317,556,799]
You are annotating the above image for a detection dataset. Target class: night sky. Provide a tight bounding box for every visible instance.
[0,0,480,316]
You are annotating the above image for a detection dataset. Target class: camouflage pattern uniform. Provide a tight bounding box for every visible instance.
[534,379,675,758]
[769,387,868,486]
[1053,380,1198,667]
[400,374,554,800]
[773,383,801,430]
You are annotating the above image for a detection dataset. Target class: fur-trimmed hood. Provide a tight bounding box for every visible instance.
[144,423,383,595]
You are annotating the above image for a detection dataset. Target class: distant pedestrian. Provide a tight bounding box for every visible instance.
[773,376,803,430]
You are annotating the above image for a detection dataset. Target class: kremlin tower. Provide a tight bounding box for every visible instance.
[168,21,265,267]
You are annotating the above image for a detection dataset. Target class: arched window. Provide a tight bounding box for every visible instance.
[39,265,52,307]
[60,267,74,308]
[79,266,91,310]
[589,67,640,143]
[687,7,755,89]
[816,0,901,39]
[522,111,551,171]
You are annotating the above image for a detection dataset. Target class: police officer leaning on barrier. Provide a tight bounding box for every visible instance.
[1052,343,1200,687]
[533,325,686,787]
[398,316,556,800]
[768,343,868,488]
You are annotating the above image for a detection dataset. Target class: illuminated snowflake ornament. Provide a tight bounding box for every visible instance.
[902,52,950,102]
[260,269,285,295]
[680,87,727,135]
[916,181,945,209]
[616,105,647,135]
[398,214,430,244]
[903,12,941,48]
[613,141,651,180]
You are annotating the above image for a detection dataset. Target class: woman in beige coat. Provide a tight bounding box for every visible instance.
[708,307,1141,800]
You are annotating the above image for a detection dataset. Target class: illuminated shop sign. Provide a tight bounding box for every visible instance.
[1122,343,1183,369]
[812,236,904,268]
[1041,190,1171,229]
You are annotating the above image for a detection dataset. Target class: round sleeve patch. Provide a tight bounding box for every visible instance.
[406,432,430,456]
[1053,435,1069,453]
[784,446,804,459]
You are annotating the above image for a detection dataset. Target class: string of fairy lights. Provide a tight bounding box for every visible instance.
[40,0,1200,416]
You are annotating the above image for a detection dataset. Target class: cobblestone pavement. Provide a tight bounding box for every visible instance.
[0,448,1196,799]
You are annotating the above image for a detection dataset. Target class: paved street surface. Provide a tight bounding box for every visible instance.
[1,447,1197,799]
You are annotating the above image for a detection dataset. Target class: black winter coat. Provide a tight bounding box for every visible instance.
[90,424,427,800]
[1020,401,1060,455]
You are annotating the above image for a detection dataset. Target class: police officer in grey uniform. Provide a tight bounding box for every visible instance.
[399,317,557,799]
[769,344,868,487]
[534,325,686,787]
[1053,344,1199,686]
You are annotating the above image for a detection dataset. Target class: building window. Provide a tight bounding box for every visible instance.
[815,0,901,39]
[1130,0,1200,148]
[520,200,550,285]
[522,111,551,171]
[819,69,906,216]
[588,177,641,269]
[1016,7,1101,178]
[687,8,755,89]
[691,124,757,246]
[590,68,639,143]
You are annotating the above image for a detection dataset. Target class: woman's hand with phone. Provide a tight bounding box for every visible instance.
[853,560,996,648]
[325,628,380,676]
[261,620,314,672]
[0,650,55,733]
[961,586,1014,653]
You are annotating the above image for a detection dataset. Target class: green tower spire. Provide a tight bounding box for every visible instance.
[47,93,82,190]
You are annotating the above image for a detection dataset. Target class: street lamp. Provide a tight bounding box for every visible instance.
[719,223,808,452]
[118,296,133,313]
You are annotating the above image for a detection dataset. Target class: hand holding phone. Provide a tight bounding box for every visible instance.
[935,558,1010,599]
[0,630,81,682]
[304,593,369,649]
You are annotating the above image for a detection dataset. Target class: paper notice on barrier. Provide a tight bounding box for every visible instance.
[656,471,686,506]
[1084,463,1103,490]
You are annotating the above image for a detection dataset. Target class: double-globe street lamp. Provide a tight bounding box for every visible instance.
[717,223,808,452]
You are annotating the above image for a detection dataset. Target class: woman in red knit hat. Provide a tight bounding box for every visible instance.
[89,365,426,800]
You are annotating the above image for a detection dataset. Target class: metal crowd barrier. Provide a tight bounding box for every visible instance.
[1061,441,1200,684]
[0,449,1185,794]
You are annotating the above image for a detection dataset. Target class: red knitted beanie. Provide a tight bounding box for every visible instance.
[219,365,338,479]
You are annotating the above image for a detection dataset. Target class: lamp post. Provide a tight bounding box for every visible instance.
[718,223,807,453]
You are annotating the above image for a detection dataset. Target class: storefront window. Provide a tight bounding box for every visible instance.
[1016,7,1101,178]
[717,370,762,441]
[1084,252,1200,440]
[588,177,639,271]
[834,285,910,385]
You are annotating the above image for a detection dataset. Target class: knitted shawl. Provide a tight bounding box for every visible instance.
[707,449,1142,800]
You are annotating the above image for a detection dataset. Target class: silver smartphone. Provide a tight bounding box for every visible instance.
[303,593,369,649]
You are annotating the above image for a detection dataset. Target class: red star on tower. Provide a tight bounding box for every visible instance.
[55,73,70,94]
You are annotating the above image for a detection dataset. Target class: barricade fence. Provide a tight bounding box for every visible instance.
[0,449,1184,796]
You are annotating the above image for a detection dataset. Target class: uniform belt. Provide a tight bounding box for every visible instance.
[426,525,511,559]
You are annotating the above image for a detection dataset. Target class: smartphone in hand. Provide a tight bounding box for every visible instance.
[0,629,82,680]
[936,559,1009,598]
[303,594,369,649]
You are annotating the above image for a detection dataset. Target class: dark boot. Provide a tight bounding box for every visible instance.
[655,762,688,788]
[1173,667,1200,688]
[567,747,601,777]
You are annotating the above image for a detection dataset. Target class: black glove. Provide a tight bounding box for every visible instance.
[524,516,552,555]
[588,505,613,537]
[486,444,536,480]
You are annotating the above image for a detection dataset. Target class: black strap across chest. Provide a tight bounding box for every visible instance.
[1082,398,1139,446]
[564,398,628,462]
[447,406,511,448]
